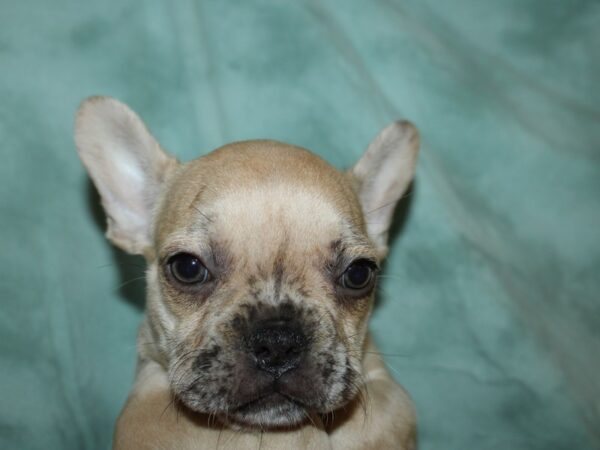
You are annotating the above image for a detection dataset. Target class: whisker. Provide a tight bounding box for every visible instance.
[364,191,414,217]
[216,426,223,450]
[353,372,371,427]
[159,394,176,420]
[96,262,146,270]
[113,276,146,291]
[304,410,318,429]
[345,348,413,359]
[376,274,406,280]
[171,351,200,381]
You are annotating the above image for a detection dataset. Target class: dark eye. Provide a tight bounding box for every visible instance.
[341,259,377,290]
[169,253,210,284]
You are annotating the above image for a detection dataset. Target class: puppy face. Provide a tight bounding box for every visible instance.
[75,97,418,428]
[153,142,377,426]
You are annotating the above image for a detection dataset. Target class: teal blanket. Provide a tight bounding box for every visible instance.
[1,1,598,449]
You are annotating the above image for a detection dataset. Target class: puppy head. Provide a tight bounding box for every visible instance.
[75,97,418,428]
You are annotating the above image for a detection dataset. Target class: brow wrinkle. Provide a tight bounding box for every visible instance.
[272,241,288,303]
[189,184,206,211]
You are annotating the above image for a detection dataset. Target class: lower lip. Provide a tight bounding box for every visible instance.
[239,390,310,417]
[237,392,290,412]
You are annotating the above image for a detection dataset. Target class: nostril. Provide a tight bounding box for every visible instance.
[285,346,299,356]
[255,346,271,359]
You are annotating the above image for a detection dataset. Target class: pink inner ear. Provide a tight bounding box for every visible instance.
[75,96,178,255]
[352,121,419,250]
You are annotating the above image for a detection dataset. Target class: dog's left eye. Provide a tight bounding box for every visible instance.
[341,259,377,290]
[168,253,210,284]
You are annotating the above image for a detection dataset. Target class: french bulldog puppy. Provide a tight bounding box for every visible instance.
[75,97,419,449]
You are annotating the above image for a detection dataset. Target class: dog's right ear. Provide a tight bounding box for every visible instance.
[75,97,179,255]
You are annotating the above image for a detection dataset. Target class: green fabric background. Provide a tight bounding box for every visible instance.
[1,1,599,449]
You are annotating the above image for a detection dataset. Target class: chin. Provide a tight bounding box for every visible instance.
[228,393,308,428]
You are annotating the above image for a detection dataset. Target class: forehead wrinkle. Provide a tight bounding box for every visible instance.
[343,227,379,259]
[156,204,214,257]
[188,184,206,210]
[187,184,215,224]
[156,140,367,252]
[207,182,343,259]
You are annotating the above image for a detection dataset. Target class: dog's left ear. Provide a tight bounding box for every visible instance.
[351,121,419,255]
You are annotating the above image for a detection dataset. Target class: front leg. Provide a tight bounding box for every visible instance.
[114,360,333,450]
[328,339,417,450]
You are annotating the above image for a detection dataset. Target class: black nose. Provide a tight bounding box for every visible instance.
[249,323,307,377]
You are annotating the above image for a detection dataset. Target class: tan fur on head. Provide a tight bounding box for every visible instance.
[75,96,419,449]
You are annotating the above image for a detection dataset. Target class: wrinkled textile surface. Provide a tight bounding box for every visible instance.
[1,1,599,449]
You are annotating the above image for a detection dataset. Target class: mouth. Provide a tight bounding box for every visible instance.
[231,390,308,427]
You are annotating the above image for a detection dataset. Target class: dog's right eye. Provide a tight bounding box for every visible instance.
[168,253,210,284]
